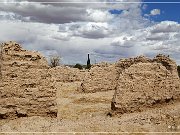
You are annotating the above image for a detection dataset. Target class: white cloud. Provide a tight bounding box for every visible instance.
[0,0,141,24]
[0,20,117,64]
[150,9,161,16]
[86,9,113,22]
[1,0,180,65]
[111,35,135,48]
[150,21,180,33]
[57,22,116,39]
[73,22,115,39]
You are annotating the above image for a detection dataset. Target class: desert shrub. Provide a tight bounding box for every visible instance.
[49,55,61,67]
[74,63,83,70]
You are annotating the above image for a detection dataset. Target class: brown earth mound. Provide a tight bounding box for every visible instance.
[80,62,117,93]
[0,41,57,119]
[112,54,180,114]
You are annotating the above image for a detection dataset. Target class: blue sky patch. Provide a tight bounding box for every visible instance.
[142,0,180,22]
[109,9,123,14]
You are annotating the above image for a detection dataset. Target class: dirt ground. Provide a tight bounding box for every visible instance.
[0,81,180,134]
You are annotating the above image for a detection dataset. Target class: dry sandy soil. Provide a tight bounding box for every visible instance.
[0,81,180,134]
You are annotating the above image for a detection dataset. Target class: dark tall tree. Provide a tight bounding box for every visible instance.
[86,54,91,69]
[87,54,90,65]
[177,65,180,78]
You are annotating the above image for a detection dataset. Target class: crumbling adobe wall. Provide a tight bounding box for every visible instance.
[115,55,152,79]
[0,41,57,119]
[50,66,87,82]
[112,55,180,114]
[81,62,117,93]
[0,44,2,79]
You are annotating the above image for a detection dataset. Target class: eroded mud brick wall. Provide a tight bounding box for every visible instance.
[50,66,87,83]
[0,41,57,119]
[112,55,180,114]
[81,62,117,93]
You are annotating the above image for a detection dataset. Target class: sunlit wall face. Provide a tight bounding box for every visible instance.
[0,0,180,65]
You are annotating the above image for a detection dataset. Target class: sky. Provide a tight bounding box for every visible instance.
[0,0,180,65]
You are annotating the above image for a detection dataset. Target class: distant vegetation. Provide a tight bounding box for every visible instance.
[177,66,180,78]
[73,63,83,70]
[86,64,91,69]
[71,54,91,70]
[86,54,91,69]
[49,55,61,67]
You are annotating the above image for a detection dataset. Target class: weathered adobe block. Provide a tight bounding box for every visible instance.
[0,41,57,119]
[112,55,180,114]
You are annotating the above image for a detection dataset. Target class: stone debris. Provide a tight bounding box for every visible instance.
[0,41,57,119]
[112,55,180,114]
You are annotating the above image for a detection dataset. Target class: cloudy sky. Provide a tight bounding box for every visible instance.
[0,0,180,65]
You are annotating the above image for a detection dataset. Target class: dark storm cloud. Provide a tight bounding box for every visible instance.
[0,0,142,24]
[0,3,88,24]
